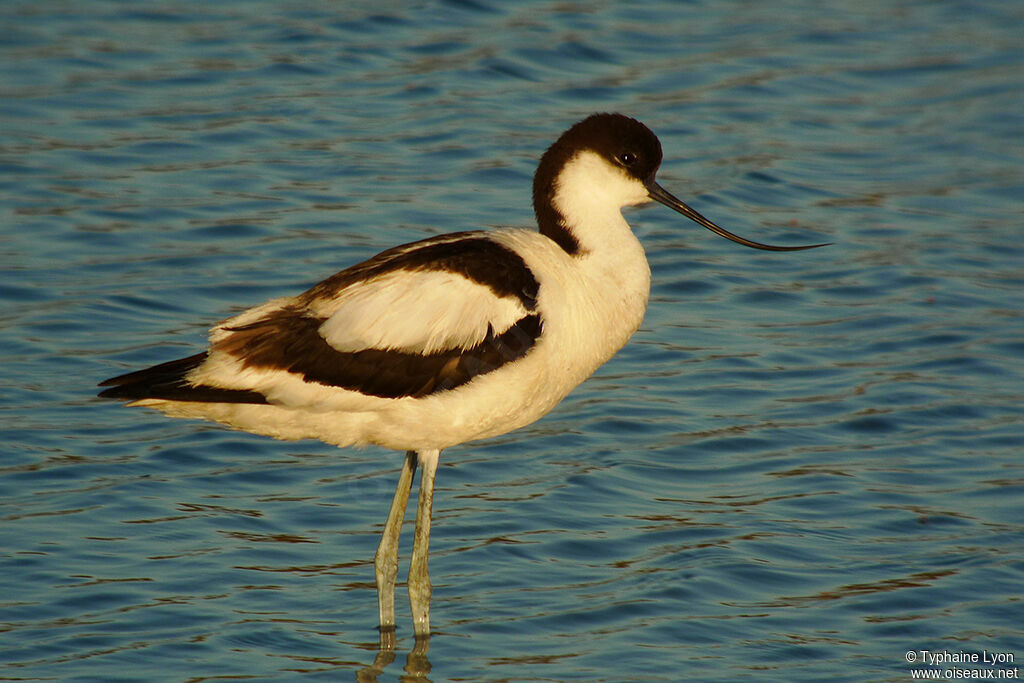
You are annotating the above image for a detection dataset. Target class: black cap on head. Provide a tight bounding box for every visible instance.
[552,113,664,182]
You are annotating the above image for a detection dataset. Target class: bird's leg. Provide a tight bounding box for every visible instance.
[375,450,417,648]
[409,449,440,638]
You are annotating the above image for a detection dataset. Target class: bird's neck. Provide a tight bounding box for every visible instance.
[534,150,651,255]
[545,162,652,336]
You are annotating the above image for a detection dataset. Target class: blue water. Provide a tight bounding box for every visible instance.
[3,1,1023,680]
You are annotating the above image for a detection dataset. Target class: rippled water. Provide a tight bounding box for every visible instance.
[3,1,1023,680]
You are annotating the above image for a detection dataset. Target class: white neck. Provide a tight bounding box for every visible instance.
[551,150,652,334]
[552,151,651,255]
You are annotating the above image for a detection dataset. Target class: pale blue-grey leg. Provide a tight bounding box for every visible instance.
[409,449,440,637]
[375,450,417,649]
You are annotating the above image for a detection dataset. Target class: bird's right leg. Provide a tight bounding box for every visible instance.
[409,449,440,638]
[375,450,417,649]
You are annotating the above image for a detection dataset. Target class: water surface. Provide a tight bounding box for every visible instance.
[2,1,1023,680]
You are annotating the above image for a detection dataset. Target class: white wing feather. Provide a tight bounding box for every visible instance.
[314,269,528,355]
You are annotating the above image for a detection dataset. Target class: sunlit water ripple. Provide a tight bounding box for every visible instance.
[2,1,1023,681]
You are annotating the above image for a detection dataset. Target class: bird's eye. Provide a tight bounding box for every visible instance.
[618,151,637,166]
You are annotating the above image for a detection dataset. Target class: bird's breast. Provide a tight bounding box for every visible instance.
[491,226,652,388]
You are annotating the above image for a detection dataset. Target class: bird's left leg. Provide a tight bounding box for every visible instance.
[409,448,440,638]
[375,450,417,648]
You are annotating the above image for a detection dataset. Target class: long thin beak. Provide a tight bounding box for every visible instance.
[645,179,830,251]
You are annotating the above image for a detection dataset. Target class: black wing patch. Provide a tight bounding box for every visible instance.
[216,306,542,399]
[98,352,269,404]
[303,234,540,311]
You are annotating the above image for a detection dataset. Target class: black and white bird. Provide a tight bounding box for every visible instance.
[99,113,825,644]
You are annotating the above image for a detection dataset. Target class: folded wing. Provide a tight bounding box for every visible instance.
[101,233,544,403]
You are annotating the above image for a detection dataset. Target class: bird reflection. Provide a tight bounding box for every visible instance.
[357,635,431,682]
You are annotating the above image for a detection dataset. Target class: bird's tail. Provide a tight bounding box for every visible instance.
[98,352,267,404]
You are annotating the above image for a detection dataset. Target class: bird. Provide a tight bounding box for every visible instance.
[98,113,827,646]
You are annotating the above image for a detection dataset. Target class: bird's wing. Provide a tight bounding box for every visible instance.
[205,233,543,400]
[315,267,525,355]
